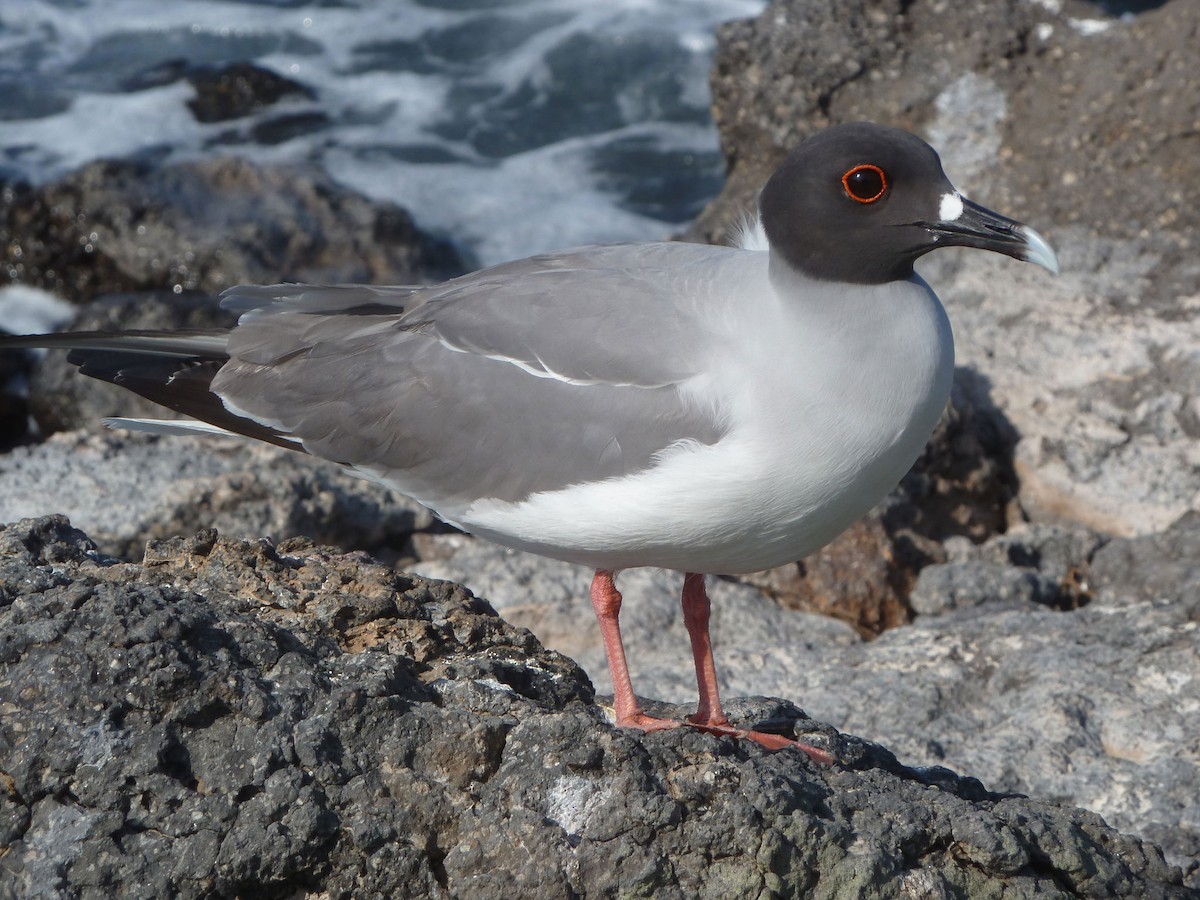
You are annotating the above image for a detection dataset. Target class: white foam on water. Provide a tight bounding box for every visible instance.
[3,82,207,175]
[326,121,717,266]
[0,285,76,335]
[0,0,767,267]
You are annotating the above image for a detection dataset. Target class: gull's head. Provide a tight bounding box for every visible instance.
[758,122,1059,284]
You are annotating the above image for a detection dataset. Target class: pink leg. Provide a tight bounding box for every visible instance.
[680,573,836,765]
[681,572,732,727]
[590,570,834,764]
[590,570,676,731]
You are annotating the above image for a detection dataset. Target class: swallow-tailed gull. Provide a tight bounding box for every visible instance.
[2,123,1058,763]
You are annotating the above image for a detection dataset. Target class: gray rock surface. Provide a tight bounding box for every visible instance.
[412,536,862,706]
[1,1,1197,893]
[800,514,1200,883]
[15,432,1194,884]
[0,516,1189,898]
[692,0,1200,538]
[0,430,433,562]
[413,518,1200,887]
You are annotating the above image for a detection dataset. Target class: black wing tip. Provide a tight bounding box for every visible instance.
[3,331,301,455]
[63,346,305,453]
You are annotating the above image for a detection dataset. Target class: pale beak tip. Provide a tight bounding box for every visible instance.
[1019,225,1060,276]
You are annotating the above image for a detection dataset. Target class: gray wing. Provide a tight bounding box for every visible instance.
[214,243,735,508]
[220,283,419,317]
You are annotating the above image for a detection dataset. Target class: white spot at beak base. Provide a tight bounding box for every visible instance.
[939,192,964,222]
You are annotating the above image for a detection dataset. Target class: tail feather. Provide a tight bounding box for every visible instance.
[104,417,303,447]
[0,329,229,357]
[1,328,303,452]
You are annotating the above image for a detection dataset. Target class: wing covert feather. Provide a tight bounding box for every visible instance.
[214,243,749,506]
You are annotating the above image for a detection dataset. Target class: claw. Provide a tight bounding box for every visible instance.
[686,718,836,765]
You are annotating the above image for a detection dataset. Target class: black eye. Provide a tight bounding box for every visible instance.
[841,164,888,203]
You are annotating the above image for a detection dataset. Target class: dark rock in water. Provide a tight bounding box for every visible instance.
[245,110,334,146]
[119,58,193,93]
[186,62,316,124]
[0,344,32,451]
[0,389,27,450]
[0,156,464,304]
[0,516,1188,898]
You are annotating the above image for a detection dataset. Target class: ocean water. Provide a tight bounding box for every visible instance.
[0,0,765,268]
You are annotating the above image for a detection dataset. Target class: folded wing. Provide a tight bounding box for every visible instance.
[215,243,735,509]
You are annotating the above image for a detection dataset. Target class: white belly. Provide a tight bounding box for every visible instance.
[456,272,955,574]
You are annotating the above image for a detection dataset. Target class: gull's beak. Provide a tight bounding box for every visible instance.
[923,196,1059,275]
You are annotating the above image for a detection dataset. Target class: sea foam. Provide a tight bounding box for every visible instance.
[0,0,765,267]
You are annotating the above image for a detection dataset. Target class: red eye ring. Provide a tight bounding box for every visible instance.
[841,164,888,204]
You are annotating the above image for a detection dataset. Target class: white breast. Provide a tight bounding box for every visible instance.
[458,256,954,574]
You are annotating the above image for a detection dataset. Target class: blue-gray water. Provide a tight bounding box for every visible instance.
[0,0,765,266]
